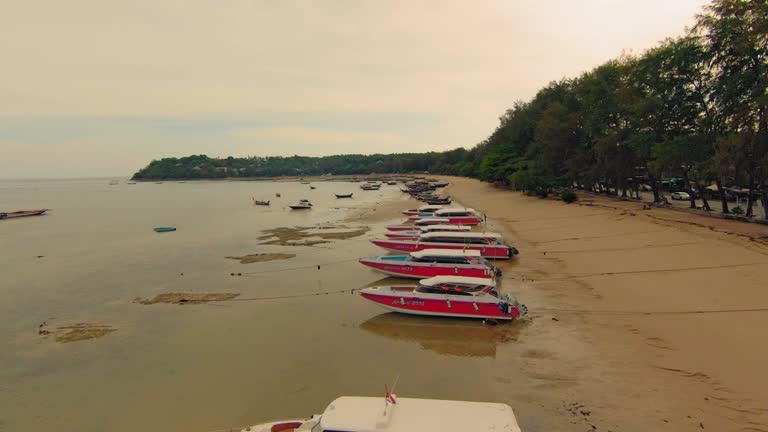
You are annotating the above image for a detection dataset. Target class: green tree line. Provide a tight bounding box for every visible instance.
[133,0,767,218]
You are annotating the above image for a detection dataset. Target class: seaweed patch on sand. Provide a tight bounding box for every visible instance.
[52,323,116,343]
[136,292,239,305]
[258,225,369,246]
[226,253,296,264]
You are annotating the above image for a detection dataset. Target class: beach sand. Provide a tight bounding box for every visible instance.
[442,176,768,431]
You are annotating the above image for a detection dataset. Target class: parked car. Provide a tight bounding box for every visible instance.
[671,191,691,200]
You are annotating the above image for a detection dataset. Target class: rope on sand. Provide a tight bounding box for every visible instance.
[239,257,361,275]
[534,307,768,316]
[530,261,768,281]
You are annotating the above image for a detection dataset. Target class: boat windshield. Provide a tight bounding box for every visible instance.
[416,284,483,296]
[427,236,490,245]
[411,255,469,264]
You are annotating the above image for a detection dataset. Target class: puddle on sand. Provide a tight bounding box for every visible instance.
[225,253,296,264]
[257,225,370,246]
[135,293,240,305]
[42,323,117,343]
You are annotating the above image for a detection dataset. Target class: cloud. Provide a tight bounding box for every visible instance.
[0,0,712,178]
[229,126,411,155]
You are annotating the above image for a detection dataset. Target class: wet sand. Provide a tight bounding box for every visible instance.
[442,176,768,431]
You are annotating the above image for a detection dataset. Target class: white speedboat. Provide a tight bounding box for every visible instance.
[242,394,522,432]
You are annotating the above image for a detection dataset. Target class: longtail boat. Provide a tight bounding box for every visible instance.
[0,209,49,220]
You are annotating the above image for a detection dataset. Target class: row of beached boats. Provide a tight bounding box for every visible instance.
[242,181,525,432]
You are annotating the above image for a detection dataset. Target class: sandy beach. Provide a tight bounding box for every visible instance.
[442,176,768,431]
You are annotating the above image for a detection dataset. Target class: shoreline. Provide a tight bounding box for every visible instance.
[441,175,768,431]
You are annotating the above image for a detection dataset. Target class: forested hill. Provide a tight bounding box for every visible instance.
[131,151,476,180]
[132,0,767,218]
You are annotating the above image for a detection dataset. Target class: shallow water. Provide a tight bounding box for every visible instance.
[0,178,528,432]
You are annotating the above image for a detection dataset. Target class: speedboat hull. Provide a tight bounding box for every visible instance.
[360,289,521,320]
[408,216,482,225]
[371,239,517,259]
[359,257,496,279]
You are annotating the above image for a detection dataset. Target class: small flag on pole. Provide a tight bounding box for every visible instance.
[385,385,397,404]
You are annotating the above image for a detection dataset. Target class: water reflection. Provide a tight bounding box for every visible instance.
[359,312,523,358]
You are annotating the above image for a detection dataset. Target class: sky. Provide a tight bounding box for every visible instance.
[0,0,711,179]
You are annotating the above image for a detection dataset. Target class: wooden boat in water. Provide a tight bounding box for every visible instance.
[289,199,313,210]
[154,227,176,232]
[335,193,354,198]
[253,198,270,206]
[243,393,522,432]
[0,209,49,220]
[360,276,527,321]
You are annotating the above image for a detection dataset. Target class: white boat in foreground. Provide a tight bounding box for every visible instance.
[242,394,522,432]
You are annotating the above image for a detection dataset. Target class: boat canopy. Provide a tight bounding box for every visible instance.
[318,396,521,432]
[419,224,471,232]
[419,231,502,240]
[420,276,495,287]
[434,207,475,215]
[411,249,481,258]
[418,204,446,211]
[414,218,450,225]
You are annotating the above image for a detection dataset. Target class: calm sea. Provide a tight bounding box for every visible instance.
[0,178,525,432]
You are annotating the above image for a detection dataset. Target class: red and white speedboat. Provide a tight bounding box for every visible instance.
[371,232,518,259]
[360,276,527,320]
[402,204,446,216]
[384,224,471,239]
[408,207,483,225]
[359,249,500,279]
[244,394,522,432]
[386,217,451,231]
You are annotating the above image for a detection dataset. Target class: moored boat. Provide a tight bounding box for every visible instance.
[335,193,354,198]
[402,204,446,216]
[252,198,270,206]
[384,224,471,239]
[0,209,49,220]
[386,218,451,231]
[360,276,527,320]
[154,227,176,232]
[359,249,500,279]
[408,207,483,225]
[289,199,313,210]
[371,231,518,259]
[242,394,522,432]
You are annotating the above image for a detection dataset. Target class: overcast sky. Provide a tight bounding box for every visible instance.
[0,0,710,179]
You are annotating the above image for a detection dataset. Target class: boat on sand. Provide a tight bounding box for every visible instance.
[242,393,522,432]
[359,249,500,279]
[384,224,471,239]
[386,218,452,231]
[359,276,527,320]
[408,208,483,225]
[371,232,518,259]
